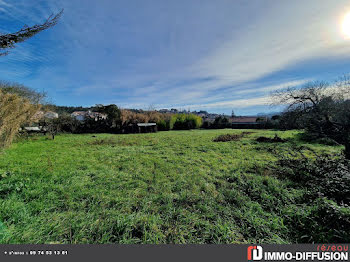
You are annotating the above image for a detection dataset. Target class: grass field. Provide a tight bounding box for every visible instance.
[0,129,342,243]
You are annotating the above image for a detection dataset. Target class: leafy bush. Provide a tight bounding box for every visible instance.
[120,109,171,132]
[156,119,169,131]
[40,114,80,134]
[169,114,202,130]
[212,116,231,129]
[202,116,232,129]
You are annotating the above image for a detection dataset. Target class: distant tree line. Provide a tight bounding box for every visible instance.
[42,111,203,135]
[202,115,231,129]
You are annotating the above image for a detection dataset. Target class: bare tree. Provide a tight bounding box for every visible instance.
[0,81,46,104]
[0,9,63,56]
[272,79,350,158]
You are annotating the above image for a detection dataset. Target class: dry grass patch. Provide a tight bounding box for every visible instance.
[213,131,254,142]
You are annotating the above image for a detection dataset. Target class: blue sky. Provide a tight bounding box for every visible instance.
[1,0,350,115]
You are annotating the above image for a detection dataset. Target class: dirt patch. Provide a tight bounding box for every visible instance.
[241,132,254,136]
[89,138,118,146]
[256,135,286,143]
[213,132,254,142]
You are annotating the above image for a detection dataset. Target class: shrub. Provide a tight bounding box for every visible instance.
[212,116,230,129]
[0,90,39,147]
[156,119,169,131]
[120,110,171,132]
[40,115,81,137]
[170,114,202,130]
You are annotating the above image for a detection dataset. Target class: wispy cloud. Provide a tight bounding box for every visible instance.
[1,0,350,114]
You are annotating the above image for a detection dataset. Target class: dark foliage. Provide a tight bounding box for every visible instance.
[40,115,80,139]
[202,116,232,129]
[256,134,286,143]
[212,116,231,129]
[156,119,170,131]
[275,152,350,205]
[286,198,350,243]
[93,104,122,131]
[272,79,350,158]
[170,114,202,130]
[272,151,350,242]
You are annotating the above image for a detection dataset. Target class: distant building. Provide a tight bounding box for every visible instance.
[32,110,58,122]
[71,111,87,121]
[137,123,157,133]
[23,127,41,132]
[232,116,267,129]
[71,111,107,121]
[44,111,59,119]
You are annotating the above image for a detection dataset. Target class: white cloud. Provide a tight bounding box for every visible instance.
[2,0,350,114]
[0,0,10,7]
[234,79,311,95]
[188,1,350,85]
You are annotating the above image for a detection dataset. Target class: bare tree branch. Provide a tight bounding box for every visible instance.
[0,9,63,56]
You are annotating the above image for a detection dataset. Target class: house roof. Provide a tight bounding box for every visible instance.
[71,111,107,118]
[232,117,259,123]
[24,127,41,131]
[232,117,267,123]
[71,111,87,116]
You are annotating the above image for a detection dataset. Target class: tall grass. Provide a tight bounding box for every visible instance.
[0,129,345,243]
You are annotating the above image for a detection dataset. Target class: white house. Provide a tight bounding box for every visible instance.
[71,111,107,121]
[44,111,59,119]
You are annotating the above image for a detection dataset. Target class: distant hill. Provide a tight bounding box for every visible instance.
[256,111,281,117]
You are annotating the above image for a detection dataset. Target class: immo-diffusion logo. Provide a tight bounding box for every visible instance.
[247,246,263,261]
[247,245,349,261]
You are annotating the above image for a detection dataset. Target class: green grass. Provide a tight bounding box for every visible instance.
[0,129,342,243]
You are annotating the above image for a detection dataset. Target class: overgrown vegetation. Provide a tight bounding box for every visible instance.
[272,78,350,158]
[0,129,347,243]
[256,134,286,143]
[169,114,202,130]
[203,115,231,129]
[272,151,350,242]
[0,89,40,148]
[213,132,253,142]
